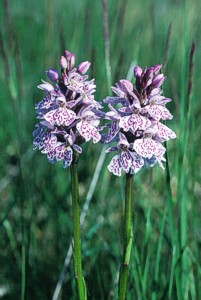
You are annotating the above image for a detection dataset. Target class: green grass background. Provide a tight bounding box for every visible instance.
[1,0,201,299]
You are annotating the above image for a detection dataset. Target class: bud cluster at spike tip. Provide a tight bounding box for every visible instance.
[33,50,103,168]
[102,64,176,176]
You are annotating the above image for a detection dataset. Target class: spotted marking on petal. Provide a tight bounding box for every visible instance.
[35,95,55,110]
[120,151,131,173]
[129,152,144,174]
[133,138,166,159]
[33,131,57,153]
[119,115,151,133]
[104,121,120,143]
[156,123,176,141]
[44,107,76,126]
[76,120,101,143]
[46,143,65,163]
[146,105,173,121]
[63,147,73,168]
[108,155,122,176]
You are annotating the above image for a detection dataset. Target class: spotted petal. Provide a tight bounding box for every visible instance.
[33,131,57,153]
[35,95,55,110]
[120,151,131,172]
[47,143,65,163]
[76,120,101,143]
[108,155,122,176]
[133,138,166,159]
[129,152,144,174]
[44,107,76,126]
[104,121,120,143]
[156,122,176,141]
[63,147,73,168]
[119,114,151,132]
[145,104,173,121]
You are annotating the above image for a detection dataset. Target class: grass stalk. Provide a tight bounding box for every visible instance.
[70,151,87,300]
[118,173,133,300]
[101,0,112,95]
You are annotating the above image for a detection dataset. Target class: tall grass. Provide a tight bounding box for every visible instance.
[0,0,201,299]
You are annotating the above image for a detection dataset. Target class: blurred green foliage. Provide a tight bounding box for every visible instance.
[0,0,201,299]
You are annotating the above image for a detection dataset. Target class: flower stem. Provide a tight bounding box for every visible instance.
[70,151,87,300]
[118,172,133,300]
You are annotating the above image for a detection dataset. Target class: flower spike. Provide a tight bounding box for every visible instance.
[33,50,102,168]
[103,64,176,176]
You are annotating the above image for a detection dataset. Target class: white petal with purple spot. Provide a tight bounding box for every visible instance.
[145,104,173,121]
[44,107,76,126]
[108,155,122,176]
[133,138,166,159]
[120,151,131,172]
[129,152,144,174]
[76,120,101,143]
[119,114,151,133]
[156,122,176,141]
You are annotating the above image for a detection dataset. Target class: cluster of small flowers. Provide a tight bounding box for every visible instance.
[102,64,176,176]
[33,51,176,175]
[33,50,102,168]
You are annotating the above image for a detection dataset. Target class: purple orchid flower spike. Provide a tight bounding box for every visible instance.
[33,50,102,168]
[103,64,176,176]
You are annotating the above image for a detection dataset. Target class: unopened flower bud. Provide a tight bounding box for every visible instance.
[145,67,154,78]
[134,66,143,78]
[152,74,165,88]
[37,80,54,92]
[152,64,162,74]
[60,56,68,69]
[117,79,133,93]
[78,61,91,74]
[69,54,75,69]
[64,50,72,60]
[45,68,59,82]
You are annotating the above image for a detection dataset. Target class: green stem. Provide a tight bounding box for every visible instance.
[118,173,134,300]
[70,151,87,300]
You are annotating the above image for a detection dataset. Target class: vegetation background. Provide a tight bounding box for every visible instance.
[0,0,201,299]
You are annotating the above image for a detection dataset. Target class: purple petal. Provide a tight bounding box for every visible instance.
[37,80,54,92]
[63,147,73,168]
[116,79,133,94]
[73,144,82,154]
[103,121,120,143]
[103,96,128,105]
[152,74,166,88]
[77,61,91,74]
[134,66,143,78]
[105,146,119,153]
[46,68,59,82]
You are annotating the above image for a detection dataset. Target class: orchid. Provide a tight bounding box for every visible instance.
[103,64,176,176]
[33,50,102,168]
